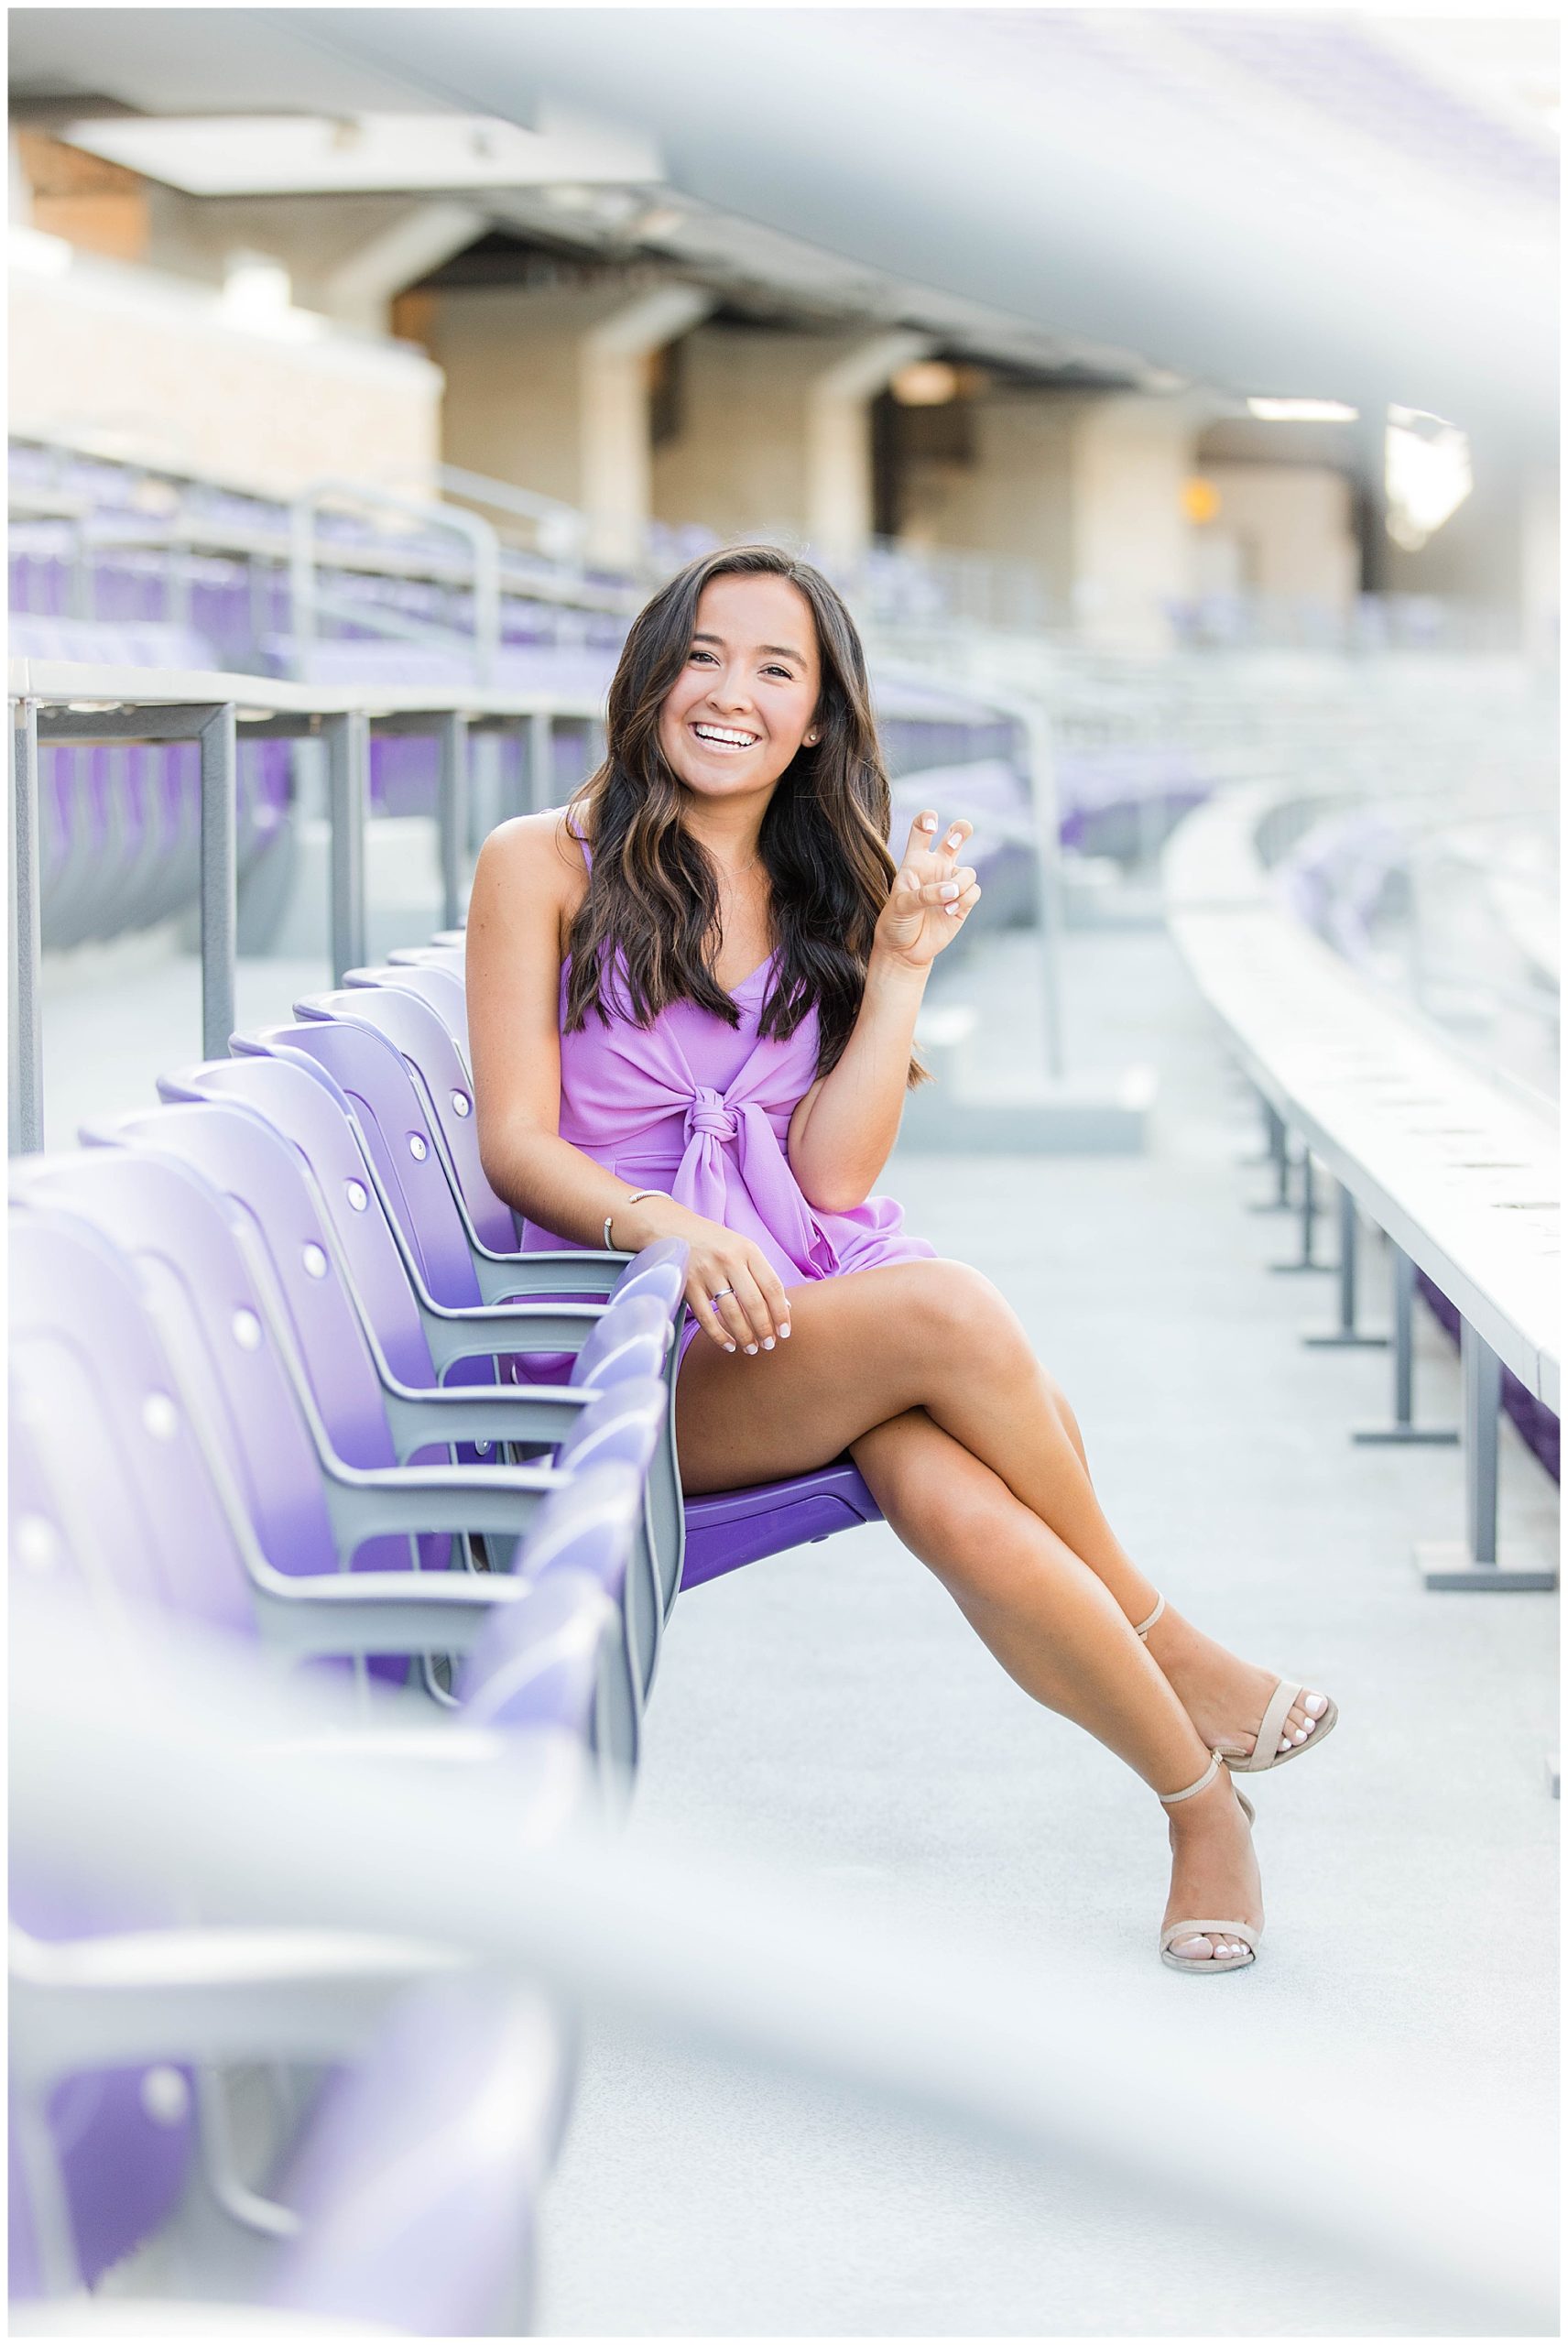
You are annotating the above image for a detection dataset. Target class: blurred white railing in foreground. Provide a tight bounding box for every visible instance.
[10,1582,1557,2338]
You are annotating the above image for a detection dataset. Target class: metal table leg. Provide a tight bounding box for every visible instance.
[436,711,470,932]
[1270,1147,1334,1273]
[528,710,554,816]
[1415,1320,1557,1591]
[1353,1245,1459,1445]
[324,710,368,983]
[9,698,44,1153]
[199,703,237,1061]
[1246,1101,1294,1214]
[1304,1184,1390,1347]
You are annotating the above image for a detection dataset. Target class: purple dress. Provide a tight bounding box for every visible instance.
[518,824,934,1357]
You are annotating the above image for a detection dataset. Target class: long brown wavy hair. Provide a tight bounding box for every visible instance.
[564,543,924,1084]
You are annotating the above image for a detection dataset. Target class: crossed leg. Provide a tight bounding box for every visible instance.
[675,1256,1330,1962]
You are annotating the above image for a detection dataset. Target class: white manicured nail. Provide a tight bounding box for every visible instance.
[745,1344,758,1355]
[724,1342,736,1353]
[940,881,960,900]
[944,903,960,916]
[779,1324,790,1338]
[762,1337,775,1350]
[919,813,937,830]
[1305,1695,1327,1717]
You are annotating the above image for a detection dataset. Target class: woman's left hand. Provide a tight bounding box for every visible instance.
[872,811,982,972]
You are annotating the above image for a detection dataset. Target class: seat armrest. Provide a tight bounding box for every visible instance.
[382,1383,587,1464]
[10,1925,459,2085]
[252,1566,531,1661]
[416,1293,603,1378]
[318,1460,561,1554]
[473,1248,627,1304]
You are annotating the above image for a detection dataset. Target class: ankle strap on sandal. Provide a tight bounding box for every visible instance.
[1132,1593,1166,1639]
[1158,1751,1221,1807]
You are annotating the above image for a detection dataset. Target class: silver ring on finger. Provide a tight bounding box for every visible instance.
[709,1285,736,1303]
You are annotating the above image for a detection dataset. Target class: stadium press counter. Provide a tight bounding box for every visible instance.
[1164,782,1558,1591]
[8,657,615,1150]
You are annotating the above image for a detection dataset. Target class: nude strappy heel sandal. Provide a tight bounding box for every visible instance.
[1157,1751,1259,1976]
[1134,1594,1338,1778]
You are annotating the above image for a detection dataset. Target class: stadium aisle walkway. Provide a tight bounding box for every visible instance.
[539,918,1557,2338]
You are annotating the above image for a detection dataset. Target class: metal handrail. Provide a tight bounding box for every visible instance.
[290,478,502,688]
[427,462,590,565]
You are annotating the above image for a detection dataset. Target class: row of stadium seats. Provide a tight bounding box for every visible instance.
[8,913,900,2321]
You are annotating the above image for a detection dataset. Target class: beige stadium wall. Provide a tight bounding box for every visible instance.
[10,250,442,497]
[1196,462,1359,609]
[651,326,824,543]
[897,390,1080,607]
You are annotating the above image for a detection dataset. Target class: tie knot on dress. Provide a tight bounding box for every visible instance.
[685,1087,738,1145]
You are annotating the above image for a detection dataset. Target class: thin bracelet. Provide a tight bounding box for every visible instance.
[604,1189,668,1251]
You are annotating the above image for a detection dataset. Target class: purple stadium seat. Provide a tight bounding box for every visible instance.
[293,984,518,1252]
[8,1164,661,1760]
[155,1055,686,1685]
[267,1973,572,2335]
[343,960,471,1062]
[236,1010,884,1596]
[84,1099,677,1701]
[8,1213,642,2311]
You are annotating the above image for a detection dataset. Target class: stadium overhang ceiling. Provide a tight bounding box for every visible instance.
[11,6,1559,454]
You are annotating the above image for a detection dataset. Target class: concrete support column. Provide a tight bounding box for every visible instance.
[430,278,711,562]
[321,202,485,337]
[653,323,933,562]
[581,284,712,568]
[804,330,932,564]
[1069,394,1205,651]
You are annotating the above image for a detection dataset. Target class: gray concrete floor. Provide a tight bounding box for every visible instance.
[31,905,1558,2336]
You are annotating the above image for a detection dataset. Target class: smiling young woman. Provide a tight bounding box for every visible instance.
[467,543,1337,1974]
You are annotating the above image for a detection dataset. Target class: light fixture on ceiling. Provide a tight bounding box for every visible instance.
[1246,397,1360,422]
[631,205,686,244]
[1384,406,1472,551]
[892,359,960,407]
[1181,477,1222,525]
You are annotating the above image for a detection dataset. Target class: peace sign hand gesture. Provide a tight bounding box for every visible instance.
[872,811,982,973]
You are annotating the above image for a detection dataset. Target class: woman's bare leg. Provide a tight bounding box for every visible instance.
[676,1258,1329,1762]
[853,1408,1258,1961]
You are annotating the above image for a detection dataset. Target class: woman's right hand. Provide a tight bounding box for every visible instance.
[628,1198,792,1355]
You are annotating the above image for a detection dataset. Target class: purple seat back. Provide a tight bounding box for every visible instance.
[551,1374,664,1488]
[82,1106,405,1480]
[343,962,470,1062]
[159,1053,442,1387]
[270,1975,570,2336]
[9,1206,266,1632]
[457,1464,640,1732]
[234,1018,484,1308]
[12,1153,347,1585]
[293,985,517,1251]
[387,943,465,970]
